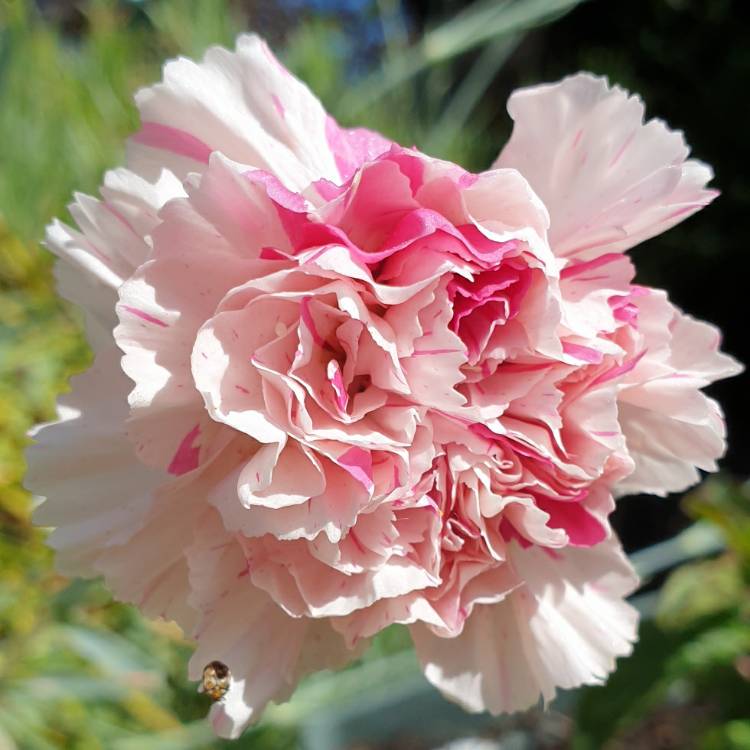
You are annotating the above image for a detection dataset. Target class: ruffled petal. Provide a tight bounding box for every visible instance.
[45,168,179,349]
[617,294,742,496]
[26,347,160,577]
[494,73,716,259]
[411,537,638,714]
[187,512,360,739]
[129,34,354,190]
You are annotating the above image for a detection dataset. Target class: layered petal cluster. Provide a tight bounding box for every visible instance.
[27,36,741,739]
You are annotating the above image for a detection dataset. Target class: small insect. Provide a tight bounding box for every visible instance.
[200,660,231,702]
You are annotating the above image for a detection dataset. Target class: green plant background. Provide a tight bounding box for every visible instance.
[0,1,748,748]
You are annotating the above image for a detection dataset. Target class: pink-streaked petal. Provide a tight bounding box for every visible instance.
[27,348,161,578]
[187,512,360,739]
[616,294,742,496]
[324,116,393,184]
[494,73,717,259]
[44,167,181,350]
[411,537,638,714]
[129,34,341,191]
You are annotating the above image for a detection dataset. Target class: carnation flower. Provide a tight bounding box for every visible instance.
[27,35,741,738]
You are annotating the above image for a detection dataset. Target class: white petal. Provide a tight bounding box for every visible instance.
[45,168,182,350]
[128,34,340,190]
[411,538,638,714]
[617,298,742,496]
[187,512,358,739]
[494,73,716,259]
[26,347,161,578]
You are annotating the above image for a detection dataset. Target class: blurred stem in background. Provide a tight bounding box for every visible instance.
[0,1,748,748]
[339,0,583,116]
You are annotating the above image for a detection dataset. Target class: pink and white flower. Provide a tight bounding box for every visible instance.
[27,36,741,738]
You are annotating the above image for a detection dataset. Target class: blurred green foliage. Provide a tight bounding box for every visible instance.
[0,0,748,748]
[573,479,750,750]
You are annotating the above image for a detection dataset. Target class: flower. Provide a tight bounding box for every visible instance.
[26,35,741,738]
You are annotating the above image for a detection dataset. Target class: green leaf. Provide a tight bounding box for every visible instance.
[55,624,162,683]
[701,720,750,750]
[110,721,215,750]
[630,521,726,583]
[657,555,743,630]
[10,676,132,703]
[572,620,691,749]
[685,479,750,572]
[342,0,588,113]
